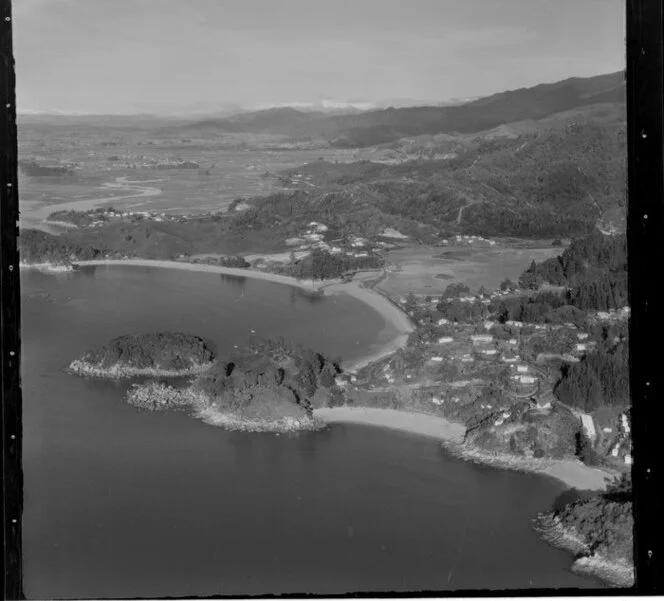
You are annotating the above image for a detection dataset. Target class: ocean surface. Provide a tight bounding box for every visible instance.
[20,266,604,597]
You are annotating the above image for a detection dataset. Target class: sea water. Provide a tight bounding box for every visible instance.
[20,266,603,597]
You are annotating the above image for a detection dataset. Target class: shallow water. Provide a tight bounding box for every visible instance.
[20,266,604,597]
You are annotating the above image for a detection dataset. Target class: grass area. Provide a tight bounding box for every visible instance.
[377,243,561,297]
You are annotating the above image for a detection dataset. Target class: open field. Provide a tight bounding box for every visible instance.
[18,128,358,215]
[378,242,562,297]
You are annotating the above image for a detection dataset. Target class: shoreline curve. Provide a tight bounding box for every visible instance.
[72,259,415,372]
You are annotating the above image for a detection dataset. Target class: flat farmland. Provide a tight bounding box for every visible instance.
[378,242,562,297]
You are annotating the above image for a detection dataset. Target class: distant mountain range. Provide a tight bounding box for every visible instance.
[160,71,624,147]
[19,71,624,145]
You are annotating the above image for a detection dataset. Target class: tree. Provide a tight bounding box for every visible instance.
[442,282,471,299]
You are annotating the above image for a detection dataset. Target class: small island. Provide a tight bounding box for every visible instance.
[67,332,217,378]
[124,337,345,432]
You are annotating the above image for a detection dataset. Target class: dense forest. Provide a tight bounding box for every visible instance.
[554,340,629,412]
[519,230,628,310]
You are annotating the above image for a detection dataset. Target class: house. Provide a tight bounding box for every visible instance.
[430,356,444,362]
[624,454,633,465]
[581,414,597,443]
[621,413,631,434]
[575,343,587,352]
[483,321,494,330]
[461,357,474,363]
[437,318,449,325]
[471,334,493,344]
[481,349,498,356]
[431,397,444,405]
[597,311,611,319]
[577,333,590,340]
[611,445,620,457]
[505,320,524,327]
[507,338,518,345]
[603,427,613,433]
[516,365,529,373]
[502,356,518,363]
[519,375,537,385]
[438,337,454,344]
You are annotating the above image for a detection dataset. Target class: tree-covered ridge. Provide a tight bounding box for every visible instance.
[191,337,344,422]
[78,332,216,372]
[19,229,106,265]
[554,340,629,413]
[278,121,625,238]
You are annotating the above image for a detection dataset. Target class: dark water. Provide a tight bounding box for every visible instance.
[21,266,603,597]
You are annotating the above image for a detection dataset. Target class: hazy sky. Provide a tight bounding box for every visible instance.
[13,0,625,114]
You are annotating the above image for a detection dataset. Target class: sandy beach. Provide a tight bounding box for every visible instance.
[314,406,614,491]
[72,259,415,372]
[314,407,466,443]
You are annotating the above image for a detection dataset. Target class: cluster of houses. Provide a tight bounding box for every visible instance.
[81,208,189,228]
[284,223,379,259]
[439,234,496,246]
[595,306,630,321]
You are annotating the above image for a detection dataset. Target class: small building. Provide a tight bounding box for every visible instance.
[507,338,518,345]
[471,334,493,344]
[430,356,444,362]
[624,454,633,465]
[611,445,620,457]
[438,337,454,344]
[481,349,498,356]
[519,375,537,385]
[506,320,524,328]
[516,365,529,373]
[603,427,613,433]
[502,356,518,363]
[577,333,590,340]
[437,318,449,326]
[483,321,494,330]
[575,343,587,352]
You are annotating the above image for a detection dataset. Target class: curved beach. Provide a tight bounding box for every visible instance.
[313,407,614,491]
[71,259,611,492]
[72,259,415,372]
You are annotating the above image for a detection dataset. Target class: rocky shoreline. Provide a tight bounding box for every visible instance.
[126,381,320,433]
[441,439,614,491]
[534,514,634,588]
[67,359,213,379]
